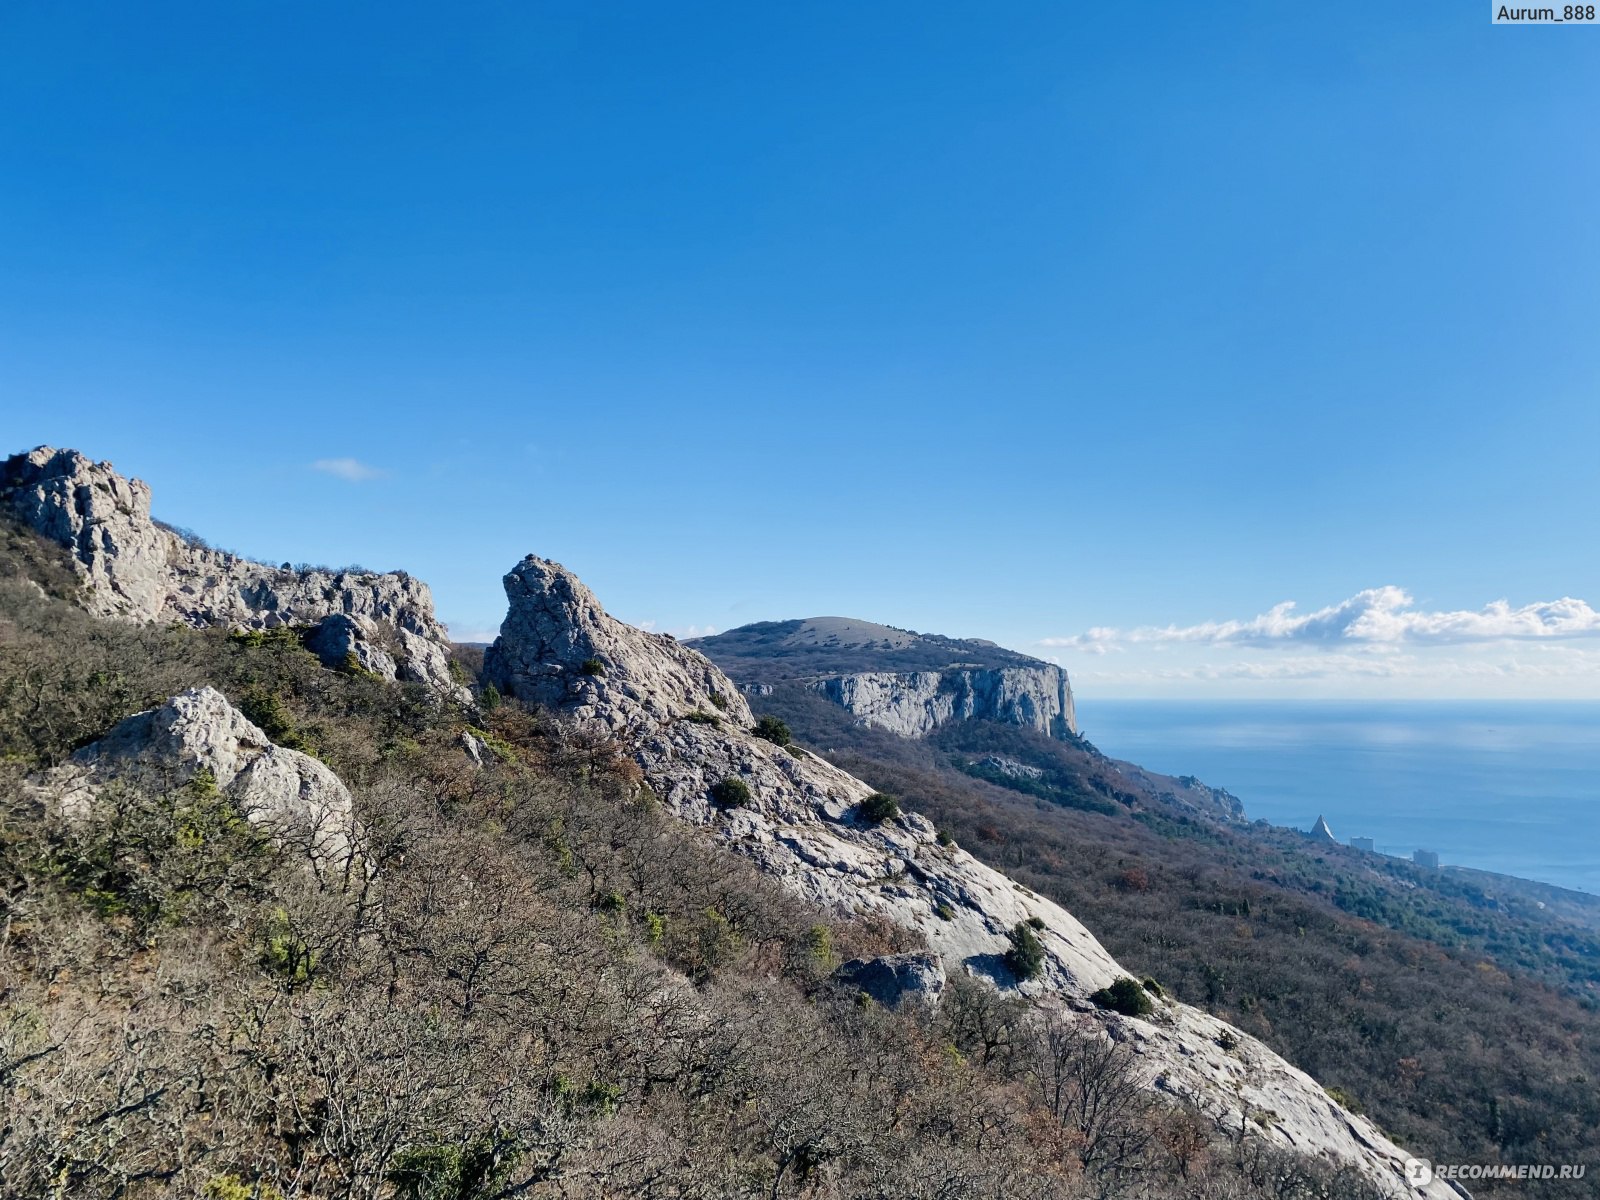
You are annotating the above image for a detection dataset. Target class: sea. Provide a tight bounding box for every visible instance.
[1080,700,1600,896]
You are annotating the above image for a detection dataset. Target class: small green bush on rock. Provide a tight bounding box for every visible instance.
[754,715,792,745]
[857,793,899,824]
[1004,922,1046,981]
[710,777,752,809]
[1090,976,1155,1018]
[580,657,606,676]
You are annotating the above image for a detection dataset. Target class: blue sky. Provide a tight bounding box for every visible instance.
[3,2,1597,697]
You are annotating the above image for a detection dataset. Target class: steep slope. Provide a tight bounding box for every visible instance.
[0,446,463,699]
[726,672,1600,1194]
[487,556,1458,1198]
[690,618,1077,740]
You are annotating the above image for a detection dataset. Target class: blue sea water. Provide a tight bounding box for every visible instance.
[1080,701,1600,895]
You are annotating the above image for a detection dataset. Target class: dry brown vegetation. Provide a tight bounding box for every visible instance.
[0,528,1419,1198]
[739,684,1600,1198]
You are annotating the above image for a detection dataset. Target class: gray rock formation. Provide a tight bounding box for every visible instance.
[484,555,750,730]
[972,754,1045,781]
[833,952,946,1009]
[38,686,356,869]
[1310,815,1338,844]
[486,554,1457,1198]
[813,665,1077,740]
[1,447,464,700]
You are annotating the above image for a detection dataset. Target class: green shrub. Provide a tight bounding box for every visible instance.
[753,715,792,745]
[806,923,835,968]
[784,743,805,759]
[204,1176,283,1200]
[936,828,955,847]
[480,681,502,710]
[683,710,721,726]
[341,650,380,679]
[710,777,752,809]
[239,685,313,753]
[1025,915,1046,930]
[1089,976,1154,1018]
[857,793,899,824]
[580,657,606,676]
[709,692,728,710]
[260,906,320,988]
[935,901,956,921]
[1003,922,1046,981]
[1141,976,1164,998]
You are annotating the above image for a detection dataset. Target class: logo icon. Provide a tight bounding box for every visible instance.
[1404,1157,1435,1185]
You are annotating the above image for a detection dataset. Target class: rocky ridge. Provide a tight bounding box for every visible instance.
[1,447,464,700]
[487,554,1457,1198]
[37,686,357,870]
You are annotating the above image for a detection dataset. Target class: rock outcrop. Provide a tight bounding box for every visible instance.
[813,665,1076,740]
[833,952,946,1010]
[1,447,464,700]
[486,554,1458,1198]
[484,555,751,730]
[38,686,357,869]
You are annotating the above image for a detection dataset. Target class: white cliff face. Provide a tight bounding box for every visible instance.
[1,447,464,700]
[485,554,1456,1199]
[38,686,357,870]
[814,665,1077,740]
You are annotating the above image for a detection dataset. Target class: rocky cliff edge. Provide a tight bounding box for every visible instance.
[1,447,465,701]
[484,554,1456,1199]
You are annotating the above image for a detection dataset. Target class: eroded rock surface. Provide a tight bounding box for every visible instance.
[833,952,946,1010]
[1,447,464,699]
[486,554,1457,1198]
[39,686,356,868]
[813,665,1076,740]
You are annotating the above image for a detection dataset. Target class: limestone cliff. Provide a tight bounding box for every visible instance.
[487,555,1457,1198]
[689,617,1077,740]
[1,446,464,700]
[813,665,1076,739]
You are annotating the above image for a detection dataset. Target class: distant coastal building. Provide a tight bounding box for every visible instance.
[1351,837,1375,853]
[1413,849,1440,870]
[1308,815,1338,844]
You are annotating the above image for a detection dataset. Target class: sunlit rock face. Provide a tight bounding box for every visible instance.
[1,446,465,700]
[812,665,1076,740]
[483,552,1461,1199]
[37,686,357,869]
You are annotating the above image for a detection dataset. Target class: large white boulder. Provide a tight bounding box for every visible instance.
[43,686,356,869]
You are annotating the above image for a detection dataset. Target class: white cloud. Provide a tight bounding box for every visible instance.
[311,457,386,482]
[1043,587,1600,651]
[636,620,718,638]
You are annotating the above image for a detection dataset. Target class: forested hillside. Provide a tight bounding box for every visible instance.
[723,674,1600,1198]
[1,521,1407,1199]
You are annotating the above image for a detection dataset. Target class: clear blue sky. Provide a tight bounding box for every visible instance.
[3,2,1597,696]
